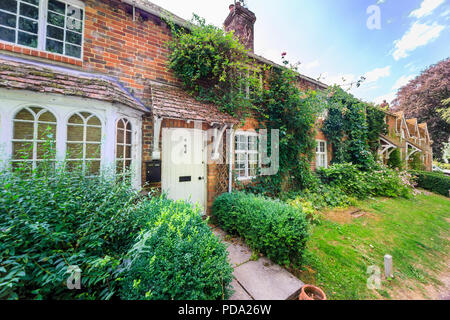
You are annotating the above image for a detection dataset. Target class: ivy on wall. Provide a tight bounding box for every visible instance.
[166,15,263,118]
[249,58,326,195]
[323,86,386,169]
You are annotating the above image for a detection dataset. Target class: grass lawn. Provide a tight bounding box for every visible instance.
[293,193,450,300]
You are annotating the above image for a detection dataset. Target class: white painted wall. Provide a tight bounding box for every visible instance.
[0,88,144,189]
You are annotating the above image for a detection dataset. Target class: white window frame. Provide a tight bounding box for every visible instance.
[234,131,259,181]
[0,0,85,60]
[115,118,133,178]
[66,111,102,175]
[316,139,328,169]
[11,106,57,170]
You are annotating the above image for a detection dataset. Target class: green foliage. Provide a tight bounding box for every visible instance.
[212,192,310,266]
[323,86,379,169]
[409,153,425,171]
[367,105,388,154]
[316,163,412,199]
[410,170,450,197]
[120,198,233,300]
[387,148,404,170]
[285,184,358,214]
[0,143,232,300]
[248,57,326,195]
[166,14,261,117]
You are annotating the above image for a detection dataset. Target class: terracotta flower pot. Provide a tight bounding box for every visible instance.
[299,285,327,300]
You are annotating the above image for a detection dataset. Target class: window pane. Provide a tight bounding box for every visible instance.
[14,121,34,140]
[46,38,63,53]
[0,0,17,13]
[0,26,15,42]
[67,5,83,20]
[22,0,39,6]
[116,128,124,144]
[47,11,64,27]
[66,17,82,32]
[13,142,33,159]
[87,115,100,126]
[39,110,56,122]
[18,31,37,47]
[65,43,81,58]
[87,160,100,175]
[116,145,124,159]
[19,16,38,33]
[67,125,83,141]
[86,126,101,142]
[48,0,65,14]
[125,146,131,158]
[66,143,83,159]
[68,113,83,124]
[66,30,81,45]
[47,25,64,40]
[37,123,56,140]
[0,11,16,28]
[86,143,100,159]
[19,2,38,19]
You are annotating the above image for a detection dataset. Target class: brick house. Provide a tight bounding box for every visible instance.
[4,0,423,215]
[380,109,433,171]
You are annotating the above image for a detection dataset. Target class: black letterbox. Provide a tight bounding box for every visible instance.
[145,160,161,183]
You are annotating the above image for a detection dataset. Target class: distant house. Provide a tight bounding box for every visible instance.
[0,0,430,214]
[380,110,433,171]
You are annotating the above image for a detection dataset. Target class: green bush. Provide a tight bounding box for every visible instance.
[316,163,412,199]
[409,153,425,171]
[387,149,404,170]
[0,163,233,300]
[212,192,310,266]
[410,170,450,197]
[120,198,233,300]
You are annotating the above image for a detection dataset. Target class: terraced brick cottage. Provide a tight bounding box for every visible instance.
[0,0,344,214]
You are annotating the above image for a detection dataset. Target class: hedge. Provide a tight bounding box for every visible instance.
[410,170,450,197]
[0,163,233,300]
[120,198,234,300]
[212,192,310,266]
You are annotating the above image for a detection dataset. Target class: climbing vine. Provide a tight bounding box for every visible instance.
[166,15,263,117]
[247,57,326,195]
[323,86,387,169]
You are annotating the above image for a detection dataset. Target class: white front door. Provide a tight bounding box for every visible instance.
[161,127,207,212]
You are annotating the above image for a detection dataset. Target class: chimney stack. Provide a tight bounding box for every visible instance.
[224,2,256,52]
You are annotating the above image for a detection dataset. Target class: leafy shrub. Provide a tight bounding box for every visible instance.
[410,170,450,197]
[212,192,310,266]
[0,163,233,300]
[120,198,233,300]
[286,184,358,215]
[387,149,404,170]
[316,163,412,199]
[409,153,425,171]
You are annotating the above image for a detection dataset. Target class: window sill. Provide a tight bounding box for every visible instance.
[0,42,83,67]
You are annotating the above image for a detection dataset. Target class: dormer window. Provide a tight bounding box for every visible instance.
[0,0,84,59]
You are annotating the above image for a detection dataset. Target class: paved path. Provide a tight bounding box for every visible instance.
[212,227,304,300]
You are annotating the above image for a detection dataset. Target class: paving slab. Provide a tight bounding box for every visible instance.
[233,257,304,300]
[212,228,252,267]
[229,279,254,300]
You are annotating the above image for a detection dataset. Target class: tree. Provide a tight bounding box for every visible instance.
[391,58,450,160]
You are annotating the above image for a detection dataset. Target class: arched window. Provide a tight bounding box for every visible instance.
[12,106,57,171]
[116,118,132,177]
[66,112,102,175]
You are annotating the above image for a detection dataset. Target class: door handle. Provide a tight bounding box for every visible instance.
[198,177,204,180]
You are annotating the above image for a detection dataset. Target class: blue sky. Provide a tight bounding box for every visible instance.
[149,0,450,104]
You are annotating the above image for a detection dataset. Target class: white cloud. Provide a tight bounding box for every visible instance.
[376,0,386,4]
[392,21,445,60]
[410,0,445,18]
[363,66,391,84]
[392,74,416,90]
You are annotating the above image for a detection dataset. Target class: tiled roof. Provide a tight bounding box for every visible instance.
[150,82,239,124]
[0,55,147,112]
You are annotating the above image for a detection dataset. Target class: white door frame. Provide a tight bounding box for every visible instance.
[161,127,207,212]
